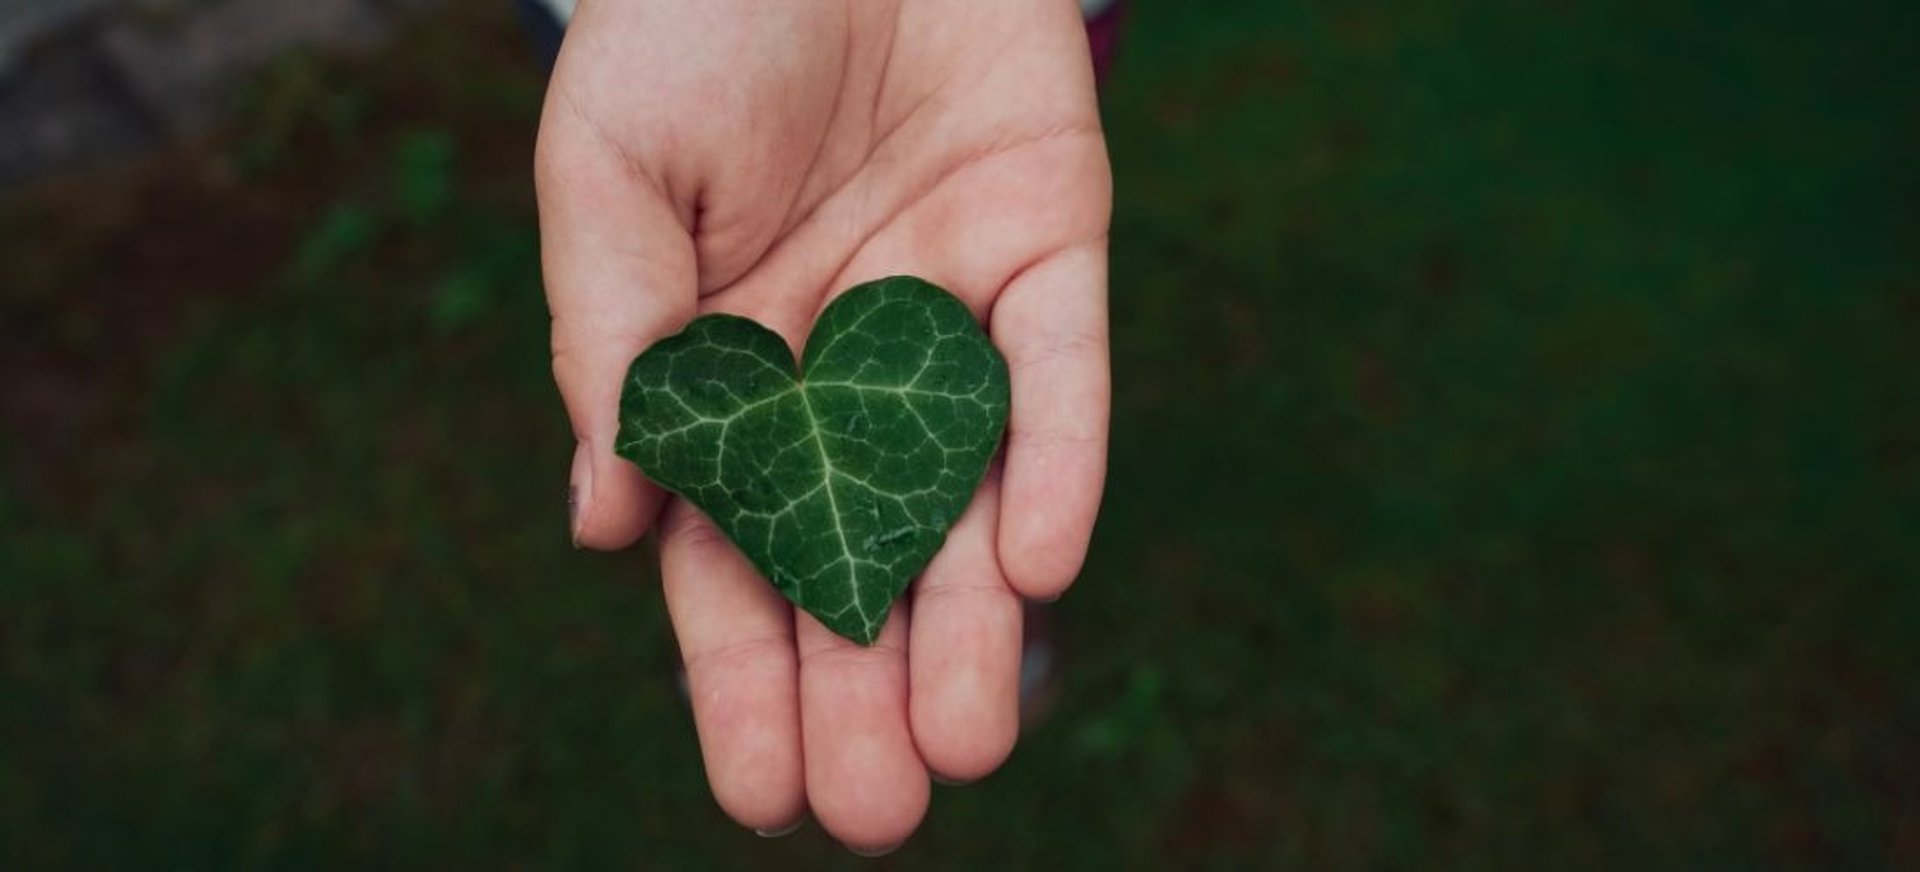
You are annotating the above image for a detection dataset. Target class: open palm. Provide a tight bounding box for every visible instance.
[535,0,1109,851]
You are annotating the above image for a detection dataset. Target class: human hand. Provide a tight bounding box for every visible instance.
[535,0,1108,852]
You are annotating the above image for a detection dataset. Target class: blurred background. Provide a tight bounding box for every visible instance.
[3,0,1917,866]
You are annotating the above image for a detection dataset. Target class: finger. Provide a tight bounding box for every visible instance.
[798,604,928,854]
[536,93,697,550]
[659,501,806,833]
[989,242,1109,600]
[909,472,1022,783]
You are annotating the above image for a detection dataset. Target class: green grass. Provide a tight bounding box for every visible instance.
[4,1,1917,867]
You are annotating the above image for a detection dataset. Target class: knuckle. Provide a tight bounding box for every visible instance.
[1009,423,1103,452]
[683,633,791,675]
[913,578,1021,612]
[1007,326,1106,371]
[1004,530,1089,596]
[665,510,735,556]
[800,639,907,670]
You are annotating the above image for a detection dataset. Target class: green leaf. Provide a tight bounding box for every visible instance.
[615,276,1010,644]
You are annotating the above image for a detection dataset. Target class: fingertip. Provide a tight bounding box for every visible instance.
[914,672,1019,784]
[570,443,663,551]
[705,736,807,836]
[716,770,807,836]
[706,706,806,831]
[754,819,804,838]
[997,499,1095,601]
[699,658,805,832]
[845,840,905,858]
[817,785,927,857]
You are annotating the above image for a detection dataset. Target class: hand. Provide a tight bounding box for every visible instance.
[535,0,1109,852]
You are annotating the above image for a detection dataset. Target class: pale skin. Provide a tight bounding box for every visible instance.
[536,0,1110,853]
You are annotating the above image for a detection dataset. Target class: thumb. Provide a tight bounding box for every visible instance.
[536,102,696,550]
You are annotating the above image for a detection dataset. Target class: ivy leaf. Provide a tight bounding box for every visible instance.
[615,276,1010,644]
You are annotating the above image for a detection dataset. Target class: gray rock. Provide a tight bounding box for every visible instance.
[100,0,388,135]
[0,41,157,186]
[372,0,449,17]
[0,0,111,74]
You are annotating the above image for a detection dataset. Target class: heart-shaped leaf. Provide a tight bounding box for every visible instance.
[615,276,1010,644]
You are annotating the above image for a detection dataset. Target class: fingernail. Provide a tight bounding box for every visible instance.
[930,773,971,787]
[754,821,802,838]
[569,442,592,547]
[845,842,902,858]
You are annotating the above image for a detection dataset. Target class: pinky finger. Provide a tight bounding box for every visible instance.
[989,242,1110,601]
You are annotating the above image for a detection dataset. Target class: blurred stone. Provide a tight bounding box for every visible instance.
[0,42,157,187]
[374,0,450,17]
[100,0,388,135]
[0,0,110,73]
